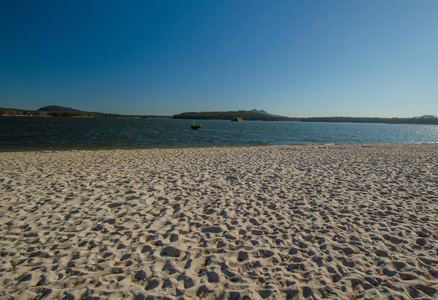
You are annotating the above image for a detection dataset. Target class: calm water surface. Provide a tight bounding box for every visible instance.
[1,117,437,151]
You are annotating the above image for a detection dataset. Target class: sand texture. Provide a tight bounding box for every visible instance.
[1,144,438,299]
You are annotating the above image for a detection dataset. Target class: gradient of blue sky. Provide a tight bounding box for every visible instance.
[1,0,437,117]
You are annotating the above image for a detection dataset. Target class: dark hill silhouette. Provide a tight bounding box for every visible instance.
[0,105,169,118]
[38,105,81,112]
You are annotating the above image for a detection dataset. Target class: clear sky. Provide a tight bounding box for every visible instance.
[1,0,437,117]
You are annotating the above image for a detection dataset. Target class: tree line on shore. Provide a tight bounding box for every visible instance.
[173,112,438,125]
[2,106,437,125]
[0,107,169,119]
[173,111,294,121]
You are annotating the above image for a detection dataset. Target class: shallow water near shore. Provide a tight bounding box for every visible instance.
[1,116,438,150]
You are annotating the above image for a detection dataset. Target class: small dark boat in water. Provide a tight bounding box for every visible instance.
[191,121,202,129]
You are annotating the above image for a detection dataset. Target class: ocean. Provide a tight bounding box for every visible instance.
[1,117,437,151]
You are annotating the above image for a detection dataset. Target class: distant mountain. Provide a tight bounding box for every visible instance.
[38,105,81,112]
[251,109,269,115]
[250,109,284,118]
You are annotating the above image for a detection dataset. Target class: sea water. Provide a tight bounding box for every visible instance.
[1,117,437,151]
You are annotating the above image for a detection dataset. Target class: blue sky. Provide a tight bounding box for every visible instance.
[1,0,437,117]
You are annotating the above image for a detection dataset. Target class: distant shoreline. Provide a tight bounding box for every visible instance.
[0,114,172,119]
[1,105,437,124]
[2,114,438,126]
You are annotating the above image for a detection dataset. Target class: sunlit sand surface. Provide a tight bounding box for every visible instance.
[1,144,437,299]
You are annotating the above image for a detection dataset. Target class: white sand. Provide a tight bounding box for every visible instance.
[1,144,438,299]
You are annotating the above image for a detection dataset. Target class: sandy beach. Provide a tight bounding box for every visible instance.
[1,144,437,299]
